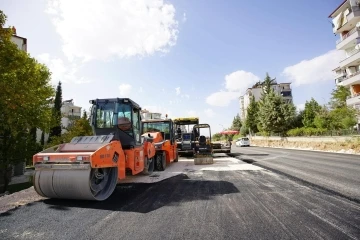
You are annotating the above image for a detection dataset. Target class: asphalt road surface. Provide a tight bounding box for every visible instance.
[230,146,360,203]
[1,155,360,240]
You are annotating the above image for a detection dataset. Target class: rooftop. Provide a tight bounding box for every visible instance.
[328,0,348,18]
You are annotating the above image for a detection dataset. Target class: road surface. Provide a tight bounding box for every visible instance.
[230,146,360,203]
[0,155,359,240]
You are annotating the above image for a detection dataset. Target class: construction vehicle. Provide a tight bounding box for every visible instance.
[173,117,199,156]
[193,124,214,165]
[141,114,178,171]
[32,98,157,201]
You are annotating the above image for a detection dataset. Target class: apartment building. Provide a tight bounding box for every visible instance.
[239,82,292,120]
[36,99,82,143]
[330,0,360,125]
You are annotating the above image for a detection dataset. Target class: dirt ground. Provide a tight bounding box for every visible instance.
[249,138,360,154]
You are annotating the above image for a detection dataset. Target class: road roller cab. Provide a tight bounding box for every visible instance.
[141,116,179,171]
[32,98,156,201]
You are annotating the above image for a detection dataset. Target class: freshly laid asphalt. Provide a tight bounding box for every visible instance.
[230,145,360,203]
[0,152,359,240]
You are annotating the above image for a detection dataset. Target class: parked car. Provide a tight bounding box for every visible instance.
[235,137,250,147]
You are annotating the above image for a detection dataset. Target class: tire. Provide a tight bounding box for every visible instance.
[156,151,166,171]
[142,156,154,175]
[174,149,179,162]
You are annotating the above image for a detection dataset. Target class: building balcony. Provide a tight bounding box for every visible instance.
[346,93,360,106]
[336,27,360,50]
[335,7,360,34]
[280,90,292,97]
[339,48,360,68]
[340,71,360,86]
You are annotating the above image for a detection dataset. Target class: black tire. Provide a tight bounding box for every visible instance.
[142,156,154,175]
[156,151,166,171]
[174,149,179,162]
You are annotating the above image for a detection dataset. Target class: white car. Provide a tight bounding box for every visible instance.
[235,137,250,147]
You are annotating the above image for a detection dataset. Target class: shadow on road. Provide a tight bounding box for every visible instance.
[43,173,240,213]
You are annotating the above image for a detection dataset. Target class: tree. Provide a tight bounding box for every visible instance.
[230,114,242,131]
[257,91,296,135]
[291,110,304,129]
[329,85,350,109]
[302,98,321,128]
[0,10,55,192]
[245,95,259,133]
[212,133,222,141]
[46,117,93,147]
[48,81,63,143]
[260,72,277,99]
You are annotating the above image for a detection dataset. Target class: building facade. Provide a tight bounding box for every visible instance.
[10,27,27,51]
[36,99,82,143]
[239,82,292,120]
[329,0,360,125]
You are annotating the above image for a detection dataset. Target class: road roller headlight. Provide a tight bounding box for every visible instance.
[43,156,49,161]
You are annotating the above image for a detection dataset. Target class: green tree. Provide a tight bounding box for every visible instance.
[0,10,55,192]
[329,85,350,109]
[260,72,276,99]
[292,110,304,129]
[257,91,296,135]
[212,133,222,141]
[48,81,63,143]
[230,114,242,131]
[302,98,321,127]
[313,105,332,129]
[46,116,93,147]
[245,95,259,133]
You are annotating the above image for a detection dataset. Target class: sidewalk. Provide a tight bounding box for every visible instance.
[9,169,34,185]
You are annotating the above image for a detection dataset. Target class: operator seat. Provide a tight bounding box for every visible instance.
[118,117,131,131]
[199,135,206,146]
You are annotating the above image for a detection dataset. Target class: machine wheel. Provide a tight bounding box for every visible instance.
[142,156,154,175]
[156,151,166,171]
[33,166,118,201]
[174,149,179,162]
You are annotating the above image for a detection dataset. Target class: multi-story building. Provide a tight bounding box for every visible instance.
[329,0,360,126]
[36,99,82,143]
[9,27,27,51]
[239,82,292,120]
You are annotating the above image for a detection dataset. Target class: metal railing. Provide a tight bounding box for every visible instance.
[336,27,359,44]
[340,48,360,63]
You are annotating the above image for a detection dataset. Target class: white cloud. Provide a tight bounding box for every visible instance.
[282,50,344,87]
[204,108,215,118]
[119,83,132,96]
[225,70,260,92]
[206,70,260,107]
[206,91,240,107]
[296,103,305,111]
[46,0,179,62]
[175,87,181,95]
[181,94,190,99]
[36,53,88,85]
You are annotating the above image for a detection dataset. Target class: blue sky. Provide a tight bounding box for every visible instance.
[1,0,344,134]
